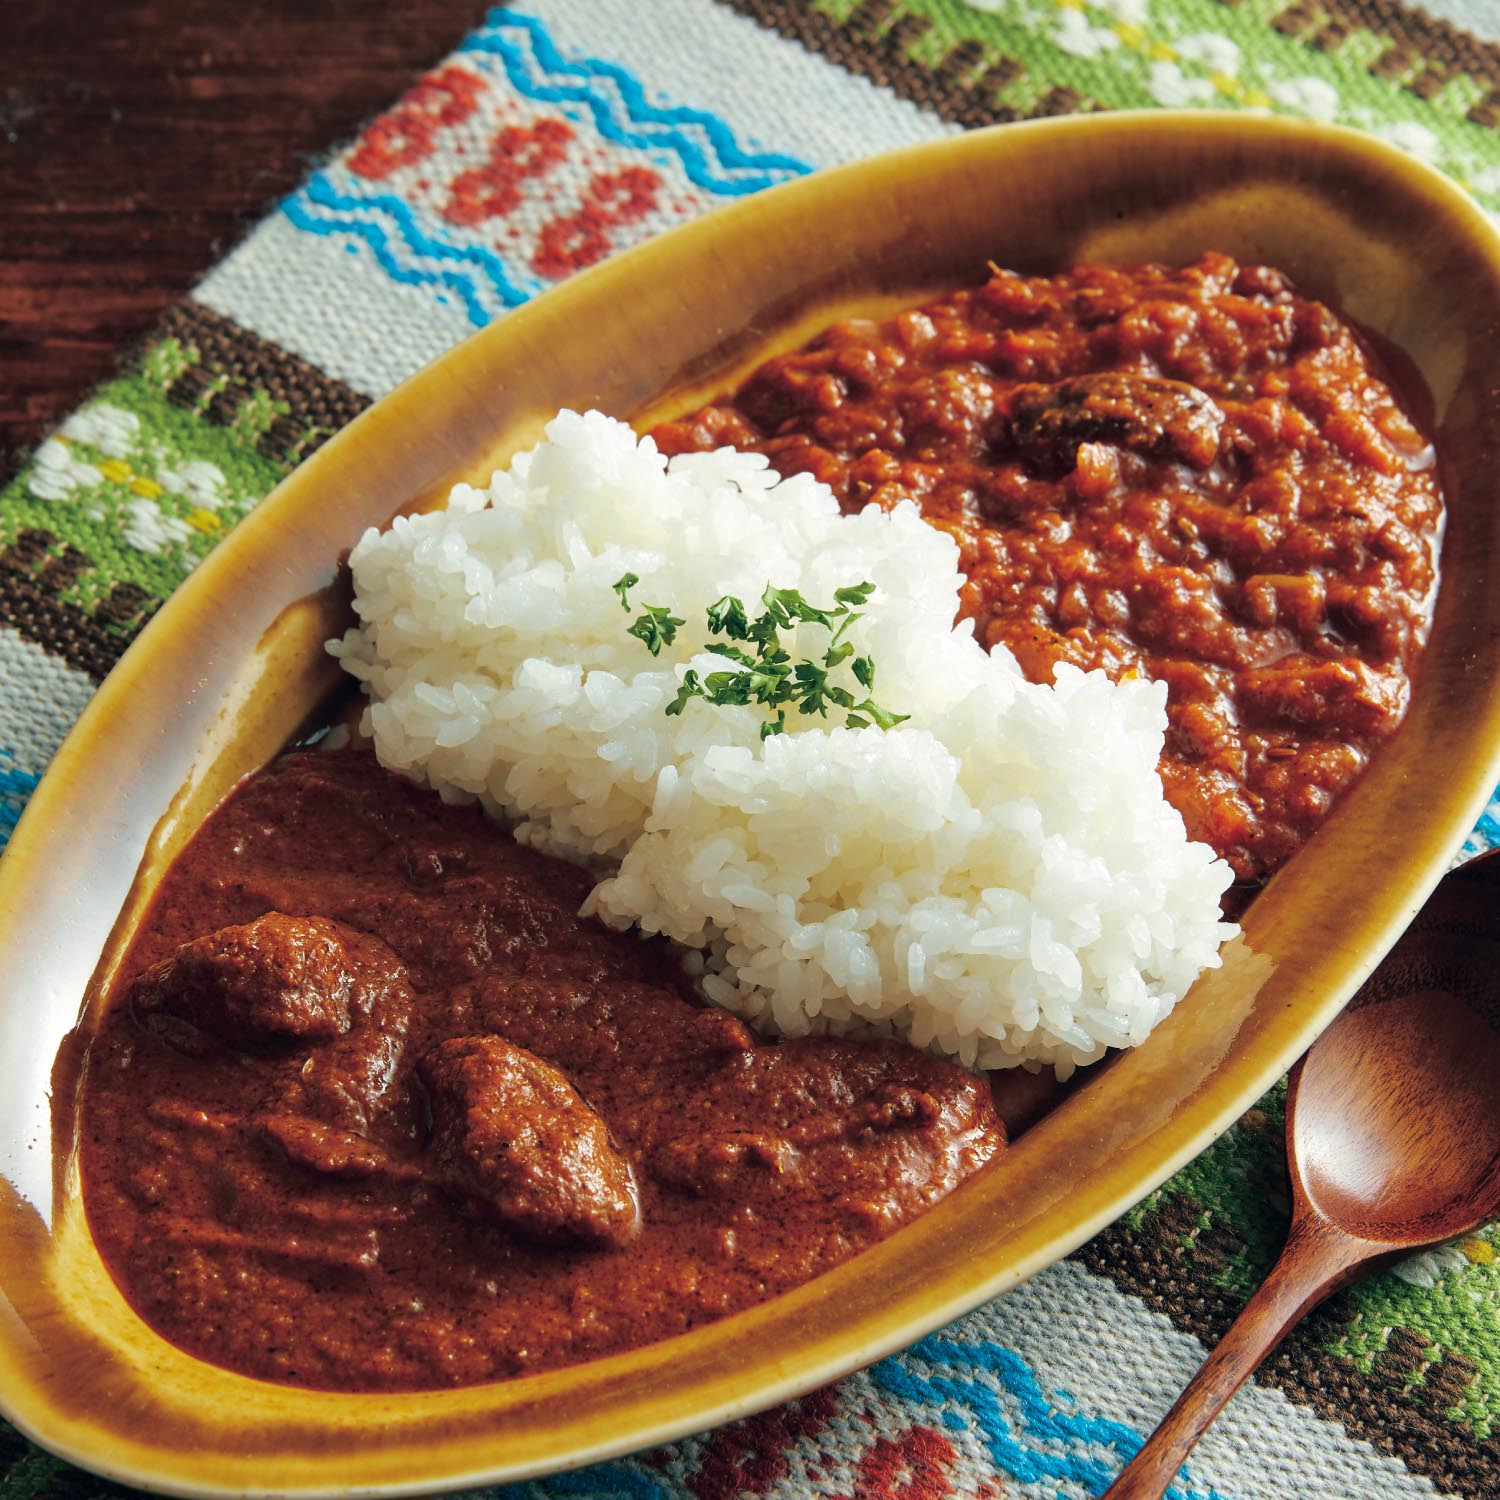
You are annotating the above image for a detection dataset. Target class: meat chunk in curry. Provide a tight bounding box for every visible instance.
[420,1034,641,1250]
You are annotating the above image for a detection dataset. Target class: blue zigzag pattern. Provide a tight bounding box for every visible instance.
[475,1332,1235,1498]
[284,174,541,325]
[0,751,41,848]
[873,1334,1226,1500]
[460,9,811,196]
[280,7,810,329]
[1460,786,1500,861]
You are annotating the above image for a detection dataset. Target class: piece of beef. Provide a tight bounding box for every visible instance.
[420,1035,640,1251]
[1006,372,1223,469]
[130,913,405,1052]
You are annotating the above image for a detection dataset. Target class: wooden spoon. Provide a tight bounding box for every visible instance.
[1102,850,1500,1500]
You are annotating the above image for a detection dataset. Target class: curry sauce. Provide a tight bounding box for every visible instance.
[80,751,1004,1391]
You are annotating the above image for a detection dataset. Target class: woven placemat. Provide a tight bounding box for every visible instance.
[4,3,1500,1496]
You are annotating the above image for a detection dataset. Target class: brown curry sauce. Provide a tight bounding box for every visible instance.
[78,255,1443,1392]
[81,751,1003,1391]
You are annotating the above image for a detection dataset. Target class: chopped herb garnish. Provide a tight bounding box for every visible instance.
[706,594,750,639]
[620,580,908,737]
[611,572,640,611]
[627,602,685,657]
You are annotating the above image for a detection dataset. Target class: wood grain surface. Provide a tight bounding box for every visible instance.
[0,0,488,478]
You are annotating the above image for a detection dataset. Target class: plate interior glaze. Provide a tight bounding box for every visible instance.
[4,113,1500,1497]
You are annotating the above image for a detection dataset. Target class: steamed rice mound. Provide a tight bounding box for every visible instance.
[331,409,1236,1074]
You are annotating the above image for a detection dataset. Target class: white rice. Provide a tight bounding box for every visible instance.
[330,409,1236,1074]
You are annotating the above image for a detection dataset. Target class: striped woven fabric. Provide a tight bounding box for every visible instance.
[4,3,1500,1496]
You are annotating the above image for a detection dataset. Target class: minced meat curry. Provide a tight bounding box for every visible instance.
[653,253,1443,881]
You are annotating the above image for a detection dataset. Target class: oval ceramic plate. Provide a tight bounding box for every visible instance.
[3,112,1500,1497]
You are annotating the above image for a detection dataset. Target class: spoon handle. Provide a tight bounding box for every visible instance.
[1100,1216,1367,1500]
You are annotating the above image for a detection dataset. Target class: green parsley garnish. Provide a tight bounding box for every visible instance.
[613,573,684,656]
[627,603,685,657]
[612,575,908,740]
[611,572,640,611]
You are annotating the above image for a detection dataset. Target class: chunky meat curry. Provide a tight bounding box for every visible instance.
[81,751,1004,1391]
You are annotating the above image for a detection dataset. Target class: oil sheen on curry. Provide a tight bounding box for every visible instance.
[655,253,1443,881]
[79,255,1442,1394]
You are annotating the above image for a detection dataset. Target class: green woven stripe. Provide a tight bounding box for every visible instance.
[0,305,368,676]
[0,370,286,621]
[819,0,1500,207]
[1120,1078,1500,1440]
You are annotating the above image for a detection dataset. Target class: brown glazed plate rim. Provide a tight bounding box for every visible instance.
[2,112,1500,1496]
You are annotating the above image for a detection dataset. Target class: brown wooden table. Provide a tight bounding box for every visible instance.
[1,0,489,479]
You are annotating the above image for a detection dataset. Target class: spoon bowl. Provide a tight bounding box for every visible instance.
[1104,848,1500,1500]
[1292,976,1500,1244]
